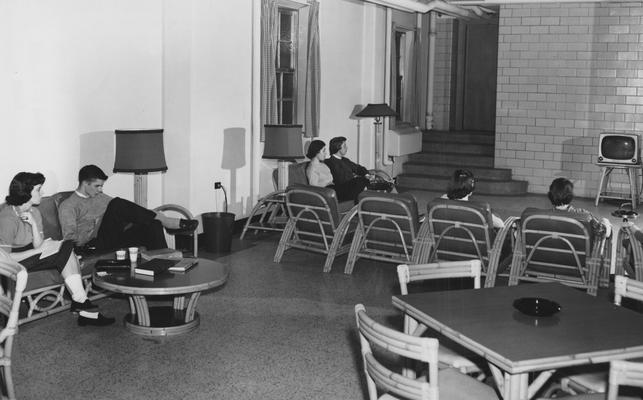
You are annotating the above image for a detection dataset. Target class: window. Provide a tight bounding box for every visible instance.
[276,9,298,124]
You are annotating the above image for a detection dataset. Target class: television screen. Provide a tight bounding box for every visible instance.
[601,135,636,160]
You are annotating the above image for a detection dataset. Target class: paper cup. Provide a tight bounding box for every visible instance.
[116,250,127,260]
[128,247,139,263]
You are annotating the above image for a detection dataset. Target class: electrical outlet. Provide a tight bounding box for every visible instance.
[214,181,222,189]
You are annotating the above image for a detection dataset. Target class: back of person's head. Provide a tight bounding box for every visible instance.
[328,137,347,155]
[78,165,108,184]
[548,177,574,206]
[306,140,326,159]
[6,172,45,206]
[446,169,475,200]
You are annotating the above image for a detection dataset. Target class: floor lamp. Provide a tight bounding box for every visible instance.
[263,125,305,191]
[355,103,397,166]
[113,129,168,208]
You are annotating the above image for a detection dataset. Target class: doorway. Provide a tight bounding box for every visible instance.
[451,15,499,132]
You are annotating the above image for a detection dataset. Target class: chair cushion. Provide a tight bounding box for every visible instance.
[438,368,497,400]
[357,192,420,249]
[427,198,495,262]
[37,191,73,241]
[272,161,310,189]
[286,185,341,238]
[519,208,594,277]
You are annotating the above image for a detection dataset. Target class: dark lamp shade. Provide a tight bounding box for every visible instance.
[113,129,168,173]
[355,103,397,118]
[262,124,305,160]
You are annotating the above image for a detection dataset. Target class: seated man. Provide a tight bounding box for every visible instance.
[325,136,394,193]
[325,137,370,185]
[59,165,198,252]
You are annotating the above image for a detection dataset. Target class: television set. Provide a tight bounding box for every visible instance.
[597,132,641,165]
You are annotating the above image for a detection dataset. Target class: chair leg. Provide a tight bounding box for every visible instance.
[344,229,365,275]
[3,365,15,400]
[274,220,295,263]
[324,206,359,273]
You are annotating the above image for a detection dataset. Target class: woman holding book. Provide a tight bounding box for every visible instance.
[0,172,114,326]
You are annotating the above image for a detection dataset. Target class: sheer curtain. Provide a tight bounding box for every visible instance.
[304,0,320,138]
[261,0,279,141]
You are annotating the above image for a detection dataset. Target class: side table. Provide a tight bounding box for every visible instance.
[93,258,228,337]
[595,164,642,210]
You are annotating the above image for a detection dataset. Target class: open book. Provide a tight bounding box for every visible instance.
[39,239,62,259]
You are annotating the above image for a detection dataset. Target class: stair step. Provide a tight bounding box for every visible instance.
[403,163,513,181]
[422,141,494,154]
[396,174,529,196]
[424,130,495,145]
[409,152,495,168]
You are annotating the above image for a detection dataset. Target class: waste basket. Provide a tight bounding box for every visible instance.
[202,212,235,253]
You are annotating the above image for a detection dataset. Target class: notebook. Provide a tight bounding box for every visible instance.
[169,258,199,273]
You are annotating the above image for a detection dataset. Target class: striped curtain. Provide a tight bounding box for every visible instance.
[261,0,279,141]
[304,0,320,138]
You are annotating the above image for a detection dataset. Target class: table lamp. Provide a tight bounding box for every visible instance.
[113,129,168,208]
[263,125,305,191]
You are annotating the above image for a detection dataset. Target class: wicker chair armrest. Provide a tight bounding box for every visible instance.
[153,203,194,219]
[485,216,519,288]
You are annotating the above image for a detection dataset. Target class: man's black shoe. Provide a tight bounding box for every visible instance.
[179,219,199,231]
[78,313,116,327]
[167,219,199,234]
[71,299,99,313]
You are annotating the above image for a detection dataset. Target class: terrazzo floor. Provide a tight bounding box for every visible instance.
[12,191,642,400]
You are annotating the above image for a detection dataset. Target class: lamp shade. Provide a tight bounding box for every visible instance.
[113,129,168,173]
[262,124,305,160]
[355,103,397,118]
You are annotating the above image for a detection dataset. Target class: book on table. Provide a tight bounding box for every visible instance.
[140,248,183,261]
[134,258,176,276]
[168,258,199,273]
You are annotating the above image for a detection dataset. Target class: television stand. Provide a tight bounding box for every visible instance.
[595,164,642,210]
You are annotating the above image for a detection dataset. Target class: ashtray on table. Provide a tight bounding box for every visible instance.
[513,297,561,317]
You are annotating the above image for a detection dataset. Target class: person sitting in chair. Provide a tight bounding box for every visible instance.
[306,140,365,203]
[442,169,504,229]
[59,165,199,252]
[0,172,115,326]
[548,177,611,238]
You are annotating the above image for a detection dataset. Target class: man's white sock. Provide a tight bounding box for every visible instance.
[64,274,88,303]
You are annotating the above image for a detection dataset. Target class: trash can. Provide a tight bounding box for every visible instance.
[202,212,235,253]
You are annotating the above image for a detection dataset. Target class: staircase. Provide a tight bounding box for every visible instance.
[396,130,528,195]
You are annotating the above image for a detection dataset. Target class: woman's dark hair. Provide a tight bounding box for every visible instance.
[6,172,45,206]
[446,169,475,200]
[548,177,574,206]
[328,137,347,155]
[306,140,326,159]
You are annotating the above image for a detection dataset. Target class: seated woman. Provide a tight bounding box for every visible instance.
[442,169,505,229]
[306,140,366,203]
[548,177,611,238]
[0,172,114,326]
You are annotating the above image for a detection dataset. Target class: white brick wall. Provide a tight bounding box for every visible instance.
[433,17,454,130]
[496,2,643,197]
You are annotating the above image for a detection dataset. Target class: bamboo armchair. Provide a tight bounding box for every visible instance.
[614,225,643,281]
[397,261,486,380]
[153,204,198,257]
[416,198,517,288]
[508,208,607,296]
[0,256,27,400]
[354,304,498,400]
[273,185,357,272]
[344,192,427,275]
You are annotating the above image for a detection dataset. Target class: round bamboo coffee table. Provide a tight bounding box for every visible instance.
[93,258,228,336]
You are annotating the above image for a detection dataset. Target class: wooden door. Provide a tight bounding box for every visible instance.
[452,17,499,132]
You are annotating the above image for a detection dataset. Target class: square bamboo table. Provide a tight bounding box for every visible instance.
[392,282,643,400]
